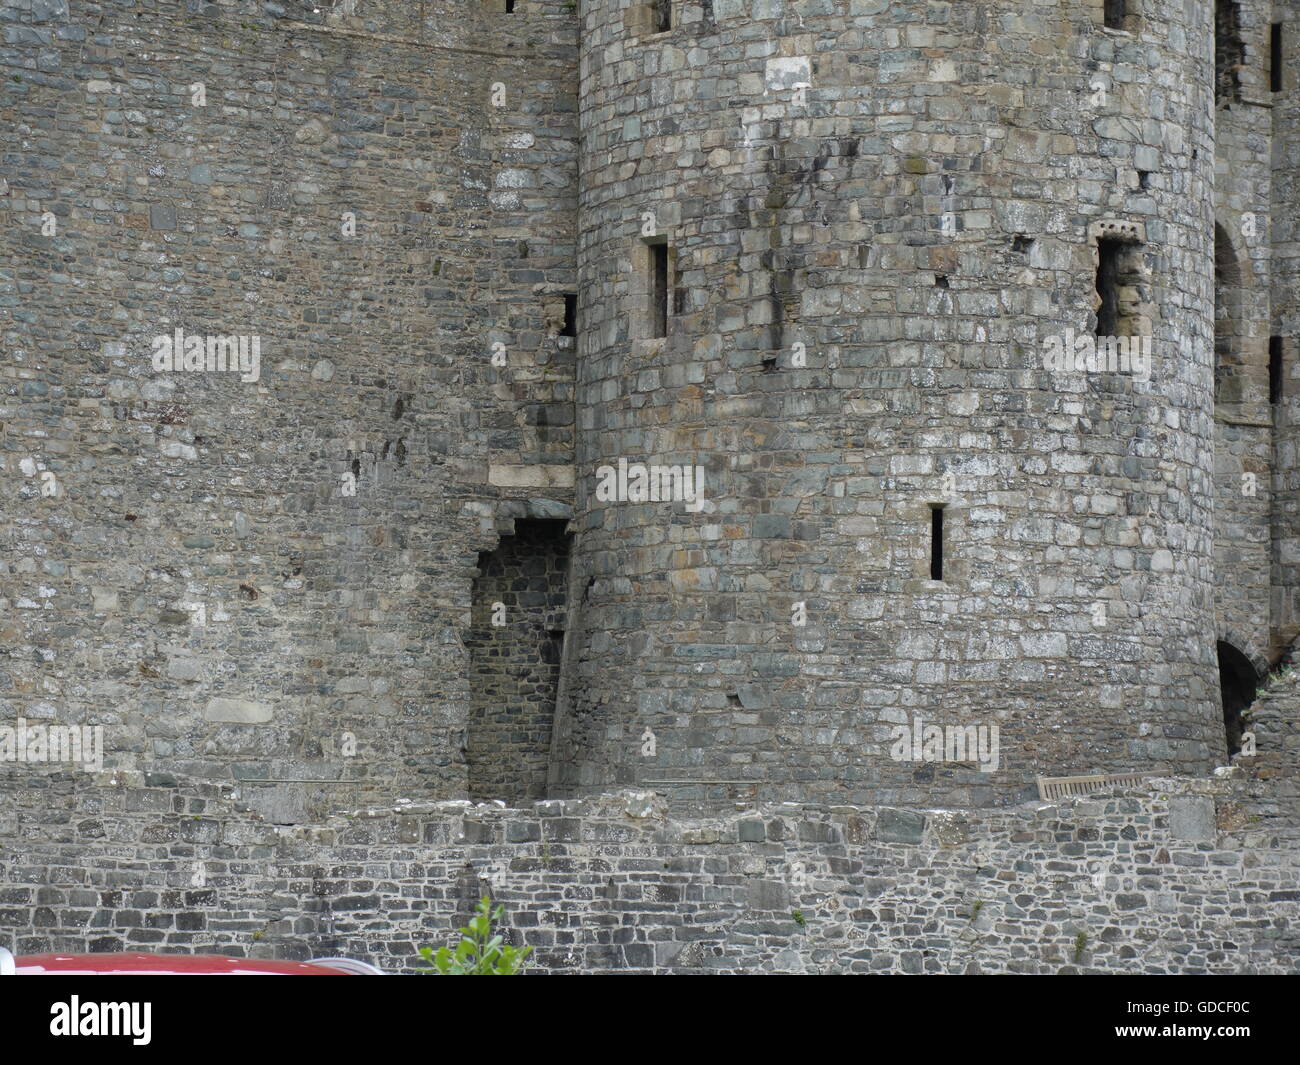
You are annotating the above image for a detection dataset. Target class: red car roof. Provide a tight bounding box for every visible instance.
[14,953,349,975]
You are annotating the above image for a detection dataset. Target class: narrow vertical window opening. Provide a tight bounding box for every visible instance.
[1104,0,1126,30]
[1216,226,1243,405]
[930,506,944,581]
[561,293,577,337]
[1270,336,1284,405]
[650,242,669,339]
[1095,238,1122,338]
[1272,23,1284,93]
[505,0,516,11]
[654,0,672,33]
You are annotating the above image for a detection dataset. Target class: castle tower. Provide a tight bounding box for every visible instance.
[550,0,1222,806]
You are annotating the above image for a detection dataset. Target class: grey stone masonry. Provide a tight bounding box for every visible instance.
[2,0,1298,978]
[0,0,1296,834]
[0,769,1295,974]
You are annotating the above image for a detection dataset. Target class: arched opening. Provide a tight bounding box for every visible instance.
[1214,225,1244,405]
[1217,640,1259,757]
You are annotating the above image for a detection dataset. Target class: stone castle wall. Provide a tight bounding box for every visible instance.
[0,768,1295,973]
[0,1,1293,818]
[1,6,1296,976]
[1,0,578,807]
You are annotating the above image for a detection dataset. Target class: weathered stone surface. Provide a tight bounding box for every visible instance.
[876,809,926,844]
[204,699,273,724]
[487,464,576,489]
[1169,794,1217,841]
[148,204,176,231]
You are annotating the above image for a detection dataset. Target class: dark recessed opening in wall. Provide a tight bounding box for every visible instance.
[654,0,671,32]
[1270,336,1284,405]
[650,241,669,339]
[467,518,572,805]
[1104,0,1126,30]
[1092,233,1146,340]
[1217,641,1259,758]
[1095,238,1122,337]
[1215,225,1243,404]
[1137,170,1151,189]
[1216,0,1245,105]
[505,0,516,12]
[930,506,944,581]
[1272,24,1284,93]
[561,293,577,337]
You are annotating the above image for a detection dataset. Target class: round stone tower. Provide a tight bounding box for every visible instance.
[551,0,1221,806]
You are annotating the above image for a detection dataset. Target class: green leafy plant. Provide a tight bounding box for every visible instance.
[791,909,806,927]
[1073,931,1087,963]
[419,896,532,975]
